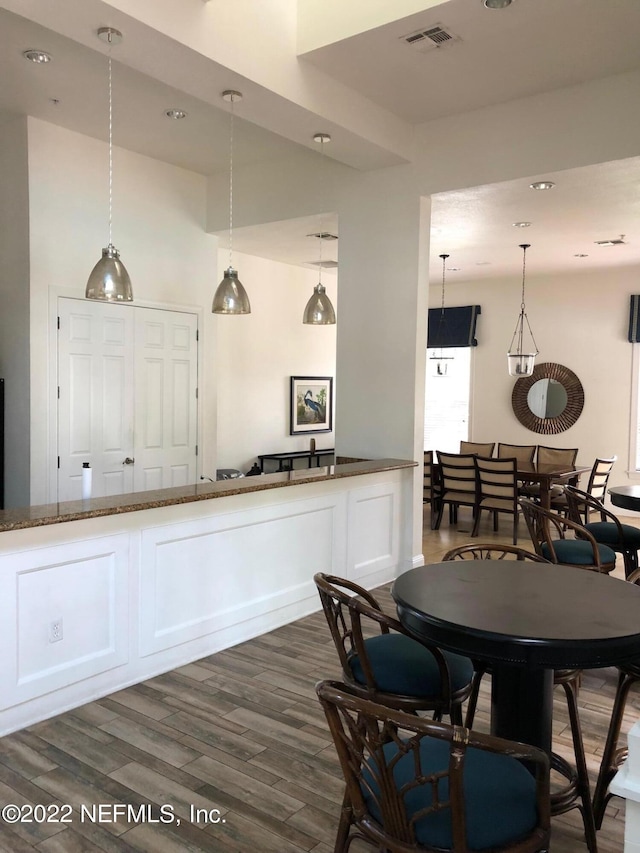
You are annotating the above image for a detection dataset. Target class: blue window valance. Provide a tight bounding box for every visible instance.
[428,305,481,348]
[629,295,640,343]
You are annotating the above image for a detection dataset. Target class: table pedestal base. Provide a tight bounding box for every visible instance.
[491,664,553,753]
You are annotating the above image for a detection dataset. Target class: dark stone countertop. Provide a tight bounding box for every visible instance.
[0,458,417,533]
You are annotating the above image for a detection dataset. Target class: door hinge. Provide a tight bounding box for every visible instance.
[196,328,199,341]
[57,456,60,469]
[57,386,60,399]
[195,387,198,399]
[195,445,198,456]
[57,316,60,330]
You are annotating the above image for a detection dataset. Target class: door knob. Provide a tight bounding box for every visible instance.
[123,457,135,465]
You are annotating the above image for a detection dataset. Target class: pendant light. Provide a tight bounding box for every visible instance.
[429,254,454,376]
[303,133,336,325]
[212,90,251,314]
[507,243,539,377]
[86,27,133,302]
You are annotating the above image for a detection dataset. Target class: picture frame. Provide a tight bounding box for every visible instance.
[290,376,333,435]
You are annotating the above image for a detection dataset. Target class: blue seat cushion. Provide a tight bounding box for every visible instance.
[585,521,640,548]
[541,539,616,566]
[363,736,538,849]
[349,633,473,696]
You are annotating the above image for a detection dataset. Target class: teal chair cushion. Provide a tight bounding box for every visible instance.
[541,539,616,566]
[585,521,640,548]
[349,633,473,696]
[363,736,538,849]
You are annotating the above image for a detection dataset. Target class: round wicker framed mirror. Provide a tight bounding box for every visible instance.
[511,362,584,434]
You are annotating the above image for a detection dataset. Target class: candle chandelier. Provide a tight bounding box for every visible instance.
[507,243,539,377]
[429,253,454,376]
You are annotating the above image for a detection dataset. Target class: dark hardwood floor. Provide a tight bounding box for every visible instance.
[0,509,633,851]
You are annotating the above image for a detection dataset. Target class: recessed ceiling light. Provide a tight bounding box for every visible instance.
[574,254,589,258]
[447,267,461,271]
[530,181,555,190]
[483,0,513,8]
[306,232,338,240]
[513,222,532,228]
[165,108,187,120]
[476,261,491,266]
[23,49,51,63]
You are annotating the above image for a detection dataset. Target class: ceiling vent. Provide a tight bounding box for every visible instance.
[306,232,338,240]
[308,260,338,269]
[402,24,459,52]
[595,235,626,246]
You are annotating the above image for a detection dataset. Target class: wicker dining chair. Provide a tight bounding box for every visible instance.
[592,567,640,828]
[314,573,473,723]
[563,484,640,579]
[521,446,579,501]
[316,679,551,853]
[497,443,536,463]
[519,497,616,574]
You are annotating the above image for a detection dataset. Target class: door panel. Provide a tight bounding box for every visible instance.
[58,299,198,502]
[58,301,135,502]
[133,308,198,492]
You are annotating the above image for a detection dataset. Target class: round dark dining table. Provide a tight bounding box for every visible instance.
[609,485,640,513]
[392,561,640,753]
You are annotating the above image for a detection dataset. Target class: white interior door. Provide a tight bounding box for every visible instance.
[133,308,198,492]
[58,300,135,501]
[57,299,198,502]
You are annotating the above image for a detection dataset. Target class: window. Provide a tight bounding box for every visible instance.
[424,347,471,452]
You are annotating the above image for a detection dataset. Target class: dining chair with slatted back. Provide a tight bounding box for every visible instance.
[472,456,520,544]
[519,497,616,574]
[563,485,640,578]
[423,450,441,531]
[442,543,598,850]
[314,573,473,724]
[554,456,617,521]
[316,679,551,853]
[460,441,496,456]
[592,567,640,829]
[434,451,478,530]
[497,443,536,463]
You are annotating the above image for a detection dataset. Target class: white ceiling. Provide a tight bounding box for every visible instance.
[2,1,640,285]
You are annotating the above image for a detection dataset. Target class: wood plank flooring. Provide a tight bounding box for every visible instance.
[0,508,634,851]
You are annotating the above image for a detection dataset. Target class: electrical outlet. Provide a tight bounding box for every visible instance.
[49,618,63,643]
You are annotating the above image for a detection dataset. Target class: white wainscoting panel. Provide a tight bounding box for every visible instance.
[0,535,129,708]
[139,492,347,656]
[347,480,400,583]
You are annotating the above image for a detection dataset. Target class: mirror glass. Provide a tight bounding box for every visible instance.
[526,378,568,419]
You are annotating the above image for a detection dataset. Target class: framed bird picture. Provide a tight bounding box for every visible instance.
[290,376,333,435]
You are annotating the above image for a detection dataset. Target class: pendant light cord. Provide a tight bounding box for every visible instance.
[318,137,325,287]
[228,95,234,269]
[108,46,113,248]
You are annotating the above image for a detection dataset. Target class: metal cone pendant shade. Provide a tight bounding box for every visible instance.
[303,283,336,325]
[304,133,336,325]
[213,90,250,315]
[86,28,132,302]
[212,267,250,314]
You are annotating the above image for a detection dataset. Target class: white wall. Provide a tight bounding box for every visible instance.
[214,250,337,473]
[433,265,637,491]
[0,113,30,508]
[26,118,218,504]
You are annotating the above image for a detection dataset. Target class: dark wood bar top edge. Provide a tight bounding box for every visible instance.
[0,458,417,533]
